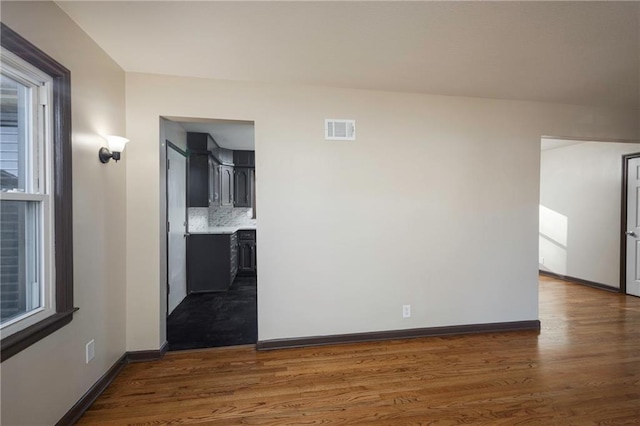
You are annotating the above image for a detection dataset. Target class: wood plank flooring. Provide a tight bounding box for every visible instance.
[77,276,640,425]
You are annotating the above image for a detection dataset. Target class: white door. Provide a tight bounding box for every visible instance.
[167,146,188,314]
[626,156,640,297]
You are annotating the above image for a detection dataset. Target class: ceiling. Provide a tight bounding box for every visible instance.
[57,1,639,109]
[167,118,255,150]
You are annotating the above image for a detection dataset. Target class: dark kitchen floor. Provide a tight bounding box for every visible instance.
[166,276,257,351]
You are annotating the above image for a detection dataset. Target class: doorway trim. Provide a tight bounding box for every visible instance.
[619,152,640,295]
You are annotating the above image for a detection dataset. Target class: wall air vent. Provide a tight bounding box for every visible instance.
[325,119,356,141]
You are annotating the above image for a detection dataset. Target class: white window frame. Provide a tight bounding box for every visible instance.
[0,48,55,338]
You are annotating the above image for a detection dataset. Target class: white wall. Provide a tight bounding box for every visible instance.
[0,2,127,425]
[125,73,638,350]
[539,142,640,287]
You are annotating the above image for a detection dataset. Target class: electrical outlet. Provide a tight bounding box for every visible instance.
[402,305,411,318]
[539,257,545,265]
[86,340,95,364]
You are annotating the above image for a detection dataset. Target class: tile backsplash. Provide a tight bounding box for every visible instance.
[189,206,256,231]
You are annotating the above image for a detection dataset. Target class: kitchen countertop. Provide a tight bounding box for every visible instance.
[189,225,256,235]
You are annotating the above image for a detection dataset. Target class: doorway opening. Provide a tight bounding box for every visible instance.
[162,117,257,351]
[538,137,640,293]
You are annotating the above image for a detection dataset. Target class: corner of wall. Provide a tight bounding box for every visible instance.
[125,106,163,352]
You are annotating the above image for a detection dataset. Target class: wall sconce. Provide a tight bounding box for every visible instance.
[99,135,130,164]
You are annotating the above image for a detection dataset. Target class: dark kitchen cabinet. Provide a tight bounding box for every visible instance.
[234,167,253,207]
[187,132,255,210]
[187,132,208,152]
[220,165,234,206]
[208,156,220,206]
[204,134,233,165]
[188,153,209,207]
[217,148,234,166]
[187,232,238,292]
[233,150,255,167]
[187,132,215,208]
[237,230,256,276]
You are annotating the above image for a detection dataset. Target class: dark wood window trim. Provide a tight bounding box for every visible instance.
[1,23,76,362]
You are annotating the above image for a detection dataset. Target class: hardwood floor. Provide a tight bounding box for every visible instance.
[77,276,640,425]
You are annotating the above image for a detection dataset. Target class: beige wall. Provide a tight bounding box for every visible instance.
[1,2,127,425]
[125,72,638,350]
[540,142,640,287]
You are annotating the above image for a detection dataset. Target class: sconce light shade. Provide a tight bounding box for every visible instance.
[105,135,129,152]
[99,135,130,163]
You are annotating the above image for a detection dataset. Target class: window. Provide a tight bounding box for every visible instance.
[1,51,54,335]
[0,23,74,362]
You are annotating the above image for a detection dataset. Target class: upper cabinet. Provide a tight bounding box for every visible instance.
[187,133,211,207]
[233,151,255,208]
[233,150,255,168]
[187,132,209,152]
[234,168,253,207]
[208,156,220,206]
[187,153,209,207]
[220,165,234,206]
[186,132,255,209]
[217,148,234,166]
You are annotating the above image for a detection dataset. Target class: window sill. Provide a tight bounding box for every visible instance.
[1,307,78,362]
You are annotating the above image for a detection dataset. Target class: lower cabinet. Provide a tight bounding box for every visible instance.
[237,230,257,276]
[187,232,238,292]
